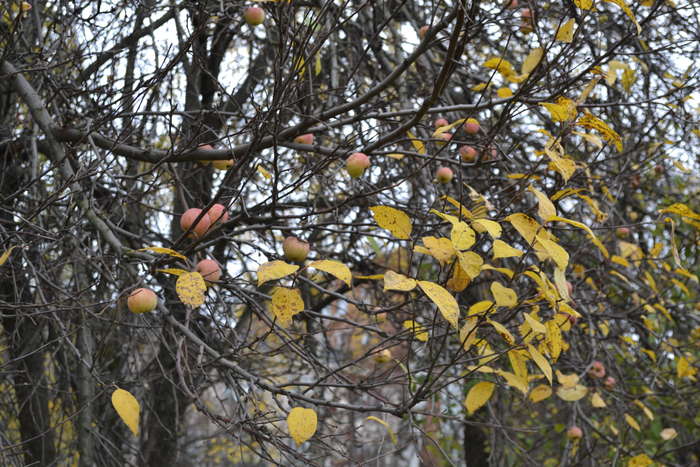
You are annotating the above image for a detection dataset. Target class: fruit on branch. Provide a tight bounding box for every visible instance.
[294,133,314,145]
[566,426,583,440]
[520,8,534,33]
[212,159,234,170]
[283,236,310,263]
[180,208,212,238]
[346,152,370,178]
[615,227,630,238]
[459,145,478,162]
[603,376,617,390]
[435,132,452,147]
[206,203,229,226]
[374,349,392,363]
[244,7,265,26]
[507,0,518,8]
[434,118,449,128]
[436,167,454,184]
[128,288,158,314]
[463,118,480,135]
[418,25,429,40]
[196,259,222,282]
[588,361,606,379]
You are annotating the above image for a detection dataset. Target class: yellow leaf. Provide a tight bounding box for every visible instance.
[111,388,140,436]
[659,203,700,220]
[496,370,529,394]
[488,319,515,345]
[555,18,576,42]
[624,413,641,431]
[365,416,397,445]
[451,222,476,251]
[491,282,518,308]
[139,246,187,261]
[156,268,188,276]
[529,384,552,403]
[472,219,502,238]
[576,112,623,152]
[464,382,496,415]
[257,260,299,286]
[468,301,494,316]
[539,97,578,122]
[557,384,588,401]
[457,251,483,280]
[497,87,513,98]
[521,48,544,75]
[506,213,547,246]
[308,260,352,287]
[314,53,322,76]
[406,130,426,155]
[459,317,478,351]
[420,236,456,265]
[370,206,413,239]
[387,152,405,160]
[634,400,654,421]
[0,245,18,266]
[287,407,318,445]
[677,356,697,379]
[529,185,557,222]
[446,262,470,292]
[604,0,641,34]
[548,216,609,258]
[270,287,304,327]
[557,371,579,388]
[176,272,206,308]
[256,164,272,179]
[418,281,459,329]
[660,428,678,441]
[527,344,553,385]
[471,83,489,91]
[483,57,515,77]
[433,118,466,135]
[403,320,429,342]
[492,240,524,259]
[543,136,578,181]
[627,454,653,467]
[523,312,547,334]
[383,270,417,292]
[537,237,570,270]
[481,264,514,279]
[591,392,607,408]
[574,0,593,9]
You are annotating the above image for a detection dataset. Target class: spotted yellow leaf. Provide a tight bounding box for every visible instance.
[576,112,623,152]
[540,97,578,122]
[270,287,304,327]
[383,270,417,292]
[176,272,206,308]
[555,18,576,42]
[370,206,413,239]
[491,281,517,308]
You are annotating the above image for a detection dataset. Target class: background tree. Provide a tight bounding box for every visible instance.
[1,0,699,466]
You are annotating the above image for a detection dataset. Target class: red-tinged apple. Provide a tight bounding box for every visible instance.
[180,208,212,238]
[459,145,478,162]
[283,236,310,263]
[507,0,518,9]
[436,132,452,147]
[196,259,222,282]
[128,288,158,314]
[346,152,370,178]
[206,203,229,226]
[616,227,630,238]
[434,118,449,128]
[244,7,265,26]
[212,159,234,170]
[588,360,606,379]
[566,426,583,440]
[463,118,480,135]
[418,25,429,40]
[436,167,454,184]
[603,376,616,390]
[294,133,314,145]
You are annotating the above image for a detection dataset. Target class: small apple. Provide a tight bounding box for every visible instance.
[244,6,265,26]
[212,159,234,170]
[436,167,454,184]
[206,203,229,226]
[459,145,478,162]
[418,25,430,40]
[434,118,449,128]
[196,259,222,282]
[283,236,310,263]
[463,118,480,135]
[294,133,314,145]
[654,164,665,176]
[374,349,393,364]
[615,227,630,238]
[588,361,606,379]
[346,152,370,178]
[180,208,212,238]
[566,426,583,440]
[507,0,518,9]
[603,376,616,390]
[436,132,452,147]
[128,288,158,314]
